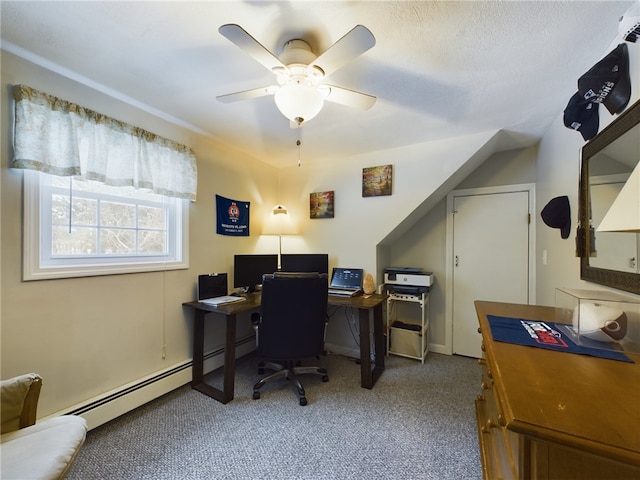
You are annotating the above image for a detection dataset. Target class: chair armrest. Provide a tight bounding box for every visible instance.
[21,376,42,428]
[1,373,42,433]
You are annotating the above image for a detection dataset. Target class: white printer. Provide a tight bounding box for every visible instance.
[384,267,433,288]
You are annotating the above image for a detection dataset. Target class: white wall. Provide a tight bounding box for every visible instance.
[536,37,640,306]
[388,147,537,349]
[278,34,640,356]
[276,130,502,277]
[274,130,514,356]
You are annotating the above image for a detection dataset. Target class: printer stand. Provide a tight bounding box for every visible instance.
[386,291,429,363]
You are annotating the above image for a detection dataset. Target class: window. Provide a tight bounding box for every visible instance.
[12,85,195,280]
[24,171,188,280]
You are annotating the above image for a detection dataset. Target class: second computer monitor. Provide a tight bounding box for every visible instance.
[233,254,279,292]
[280,253,329,274]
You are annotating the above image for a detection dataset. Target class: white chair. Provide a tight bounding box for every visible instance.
[1,373,87,479]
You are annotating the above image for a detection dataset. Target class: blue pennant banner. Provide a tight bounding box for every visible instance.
[216,194,250,236]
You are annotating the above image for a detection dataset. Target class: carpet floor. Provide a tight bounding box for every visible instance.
[67,352,482,479]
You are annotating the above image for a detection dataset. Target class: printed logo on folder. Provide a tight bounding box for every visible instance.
[519,320,568,348]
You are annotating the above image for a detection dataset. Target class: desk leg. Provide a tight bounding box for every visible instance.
[358,304,385,389]
[191,310,237,404]
[192,309,205,387]
[372,303,385,383]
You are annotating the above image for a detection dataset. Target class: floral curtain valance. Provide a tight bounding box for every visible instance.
[12,84,197,201]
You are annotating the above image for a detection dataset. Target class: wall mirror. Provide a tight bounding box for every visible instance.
[579,98,640,295]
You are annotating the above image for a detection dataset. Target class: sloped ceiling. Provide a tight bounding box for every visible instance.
[0,1,634,167]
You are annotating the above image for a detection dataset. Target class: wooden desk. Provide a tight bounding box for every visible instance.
[474,300,640,479]
[183,295,261,404]
[183,293,386,404]
[326,293,386,390]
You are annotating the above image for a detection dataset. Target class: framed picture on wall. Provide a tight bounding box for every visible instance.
[310,191,334,219]
[362,164,393,197]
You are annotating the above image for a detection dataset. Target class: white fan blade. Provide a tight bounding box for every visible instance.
[219,24,286,72]
[312,25,375,76]
[325,85,376,110]
[216,86,276,103]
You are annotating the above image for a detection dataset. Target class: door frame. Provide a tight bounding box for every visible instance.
[443,183,536,355]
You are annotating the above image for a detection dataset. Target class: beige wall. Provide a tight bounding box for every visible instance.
[1,52,277,418]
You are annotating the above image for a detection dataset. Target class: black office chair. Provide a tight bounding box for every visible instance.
[251,272,329,406]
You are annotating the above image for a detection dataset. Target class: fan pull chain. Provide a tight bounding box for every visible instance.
[296,120,302,167]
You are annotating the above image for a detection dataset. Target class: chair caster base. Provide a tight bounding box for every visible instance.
[253,361,327,405]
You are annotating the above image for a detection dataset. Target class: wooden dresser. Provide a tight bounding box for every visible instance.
[474,301,640,480]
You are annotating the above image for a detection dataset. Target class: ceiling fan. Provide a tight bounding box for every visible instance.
[216,24,376,126]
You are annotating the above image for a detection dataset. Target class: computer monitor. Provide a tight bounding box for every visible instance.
[233,254,278,292]
[280,253,329,274]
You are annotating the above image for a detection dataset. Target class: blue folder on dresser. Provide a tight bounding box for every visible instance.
[487,315,633,363]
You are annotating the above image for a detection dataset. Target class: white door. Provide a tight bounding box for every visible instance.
[451,190,531,358]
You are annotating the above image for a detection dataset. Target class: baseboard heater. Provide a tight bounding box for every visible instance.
[67,362,191,417]
[62,335,256,429]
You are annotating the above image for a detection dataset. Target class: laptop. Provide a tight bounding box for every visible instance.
[328,268,364,297]
[197,273,245,306]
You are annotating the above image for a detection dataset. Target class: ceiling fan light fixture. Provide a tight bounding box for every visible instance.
[274,81,326,124]
[218,24,376,120]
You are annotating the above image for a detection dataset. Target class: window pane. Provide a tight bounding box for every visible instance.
[51,194,70,225]
[74,198,98,226]
[139,230,166,254]
[138,205,164,229]
[52,226,97,255]
[100,228,135,254]
[101,201,135,228]
[52,195,98,226]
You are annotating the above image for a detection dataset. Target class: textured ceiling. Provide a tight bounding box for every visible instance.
[0,1,634,167]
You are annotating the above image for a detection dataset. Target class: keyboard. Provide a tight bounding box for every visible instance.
[328,289,361,297]
[200,296,246,306]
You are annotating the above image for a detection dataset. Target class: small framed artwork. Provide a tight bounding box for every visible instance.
[310,191,334,219]
[362,164,393,197]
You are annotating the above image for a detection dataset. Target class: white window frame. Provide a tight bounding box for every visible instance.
[23,170,189,280]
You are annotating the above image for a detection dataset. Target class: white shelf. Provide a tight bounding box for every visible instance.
[386,290,429,363]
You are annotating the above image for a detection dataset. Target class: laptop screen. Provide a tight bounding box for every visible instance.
[197,273,228,301]
[329,268,363,289]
